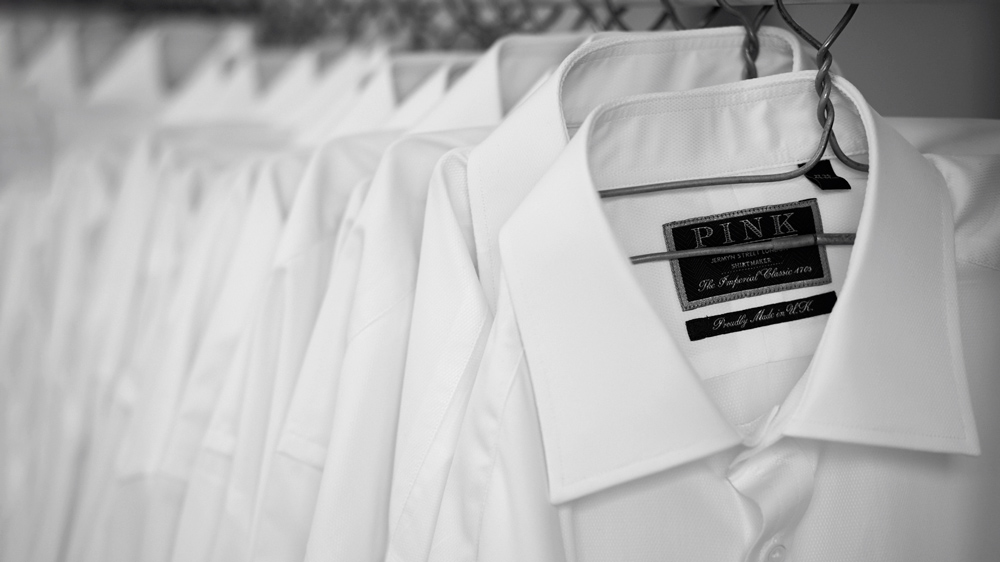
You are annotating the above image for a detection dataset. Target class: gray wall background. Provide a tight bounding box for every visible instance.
[763,2,1000,118]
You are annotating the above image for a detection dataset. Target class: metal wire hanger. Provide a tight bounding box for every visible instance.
[715,0,771,79]
[774,0,868,172]
[603,2,864,265]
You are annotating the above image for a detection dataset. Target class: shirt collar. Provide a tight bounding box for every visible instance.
[87,28,165,107]
[382,56,471,130]
[256,48,320,123]
[0,20,14,79]
[411,33,588,133]
[291,48,383,143]
[499,72,979,505]
[22,22,81,105]
[158,31,257,125]
[467,26,809,312]
[330,51,466,136]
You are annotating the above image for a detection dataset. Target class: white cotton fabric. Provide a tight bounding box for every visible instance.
[281,34,589,562]
[168,50,473,562]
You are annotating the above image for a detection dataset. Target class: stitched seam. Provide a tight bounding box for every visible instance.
[506,266,567,491]
[472,352,527,561]
[934,160,977,441]
[553,439,734,500]
[557,37,794,129]
[389,313,491,535]
[958,255,1000,273]
[278,430,328,460]
[346,288,413,344]
[468,153,496,311]
[566,34,792,68]
[274,232,337,268]
[789,417,966,440]
[596,89,807,124]
[501,43,584,57]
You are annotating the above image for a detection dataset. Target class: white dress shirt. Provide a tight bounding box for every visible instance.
[196,54,475,561]
[0,182,51,562]
[253,34,588,562]
[169,50,452,562]
[163,115,395,562]
[886,117,1000,156]
[236,34,575,562]
[431,71,998,562]
[318,52,472,139]
[20,22,81,105]
[9,35,285,553]
[387,26,813,562]
[86,28,166,108]
[285,48,380,141]
[253,49,322,129]
[62,126,290,562]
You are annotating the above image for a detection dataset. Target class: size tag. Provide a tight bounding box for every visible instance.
[686,292,838,341]
[663,199,832,311]
[801,159,851,190]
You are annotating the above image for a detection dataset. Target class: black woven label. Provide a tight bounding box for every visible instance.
[663,199,831,311]
[801,159,851,190]
[686,292,838,341]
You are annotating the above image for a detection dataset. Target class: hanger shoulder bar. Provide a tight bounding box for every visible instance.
[630,233,856,265]
[576,0,997,5]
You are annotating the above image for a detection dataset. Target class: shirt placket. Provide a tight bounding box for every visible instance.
[727,437,820,562]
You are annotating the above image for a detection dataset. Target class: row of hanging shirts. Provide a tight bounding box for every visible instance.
[2,6,1000,562]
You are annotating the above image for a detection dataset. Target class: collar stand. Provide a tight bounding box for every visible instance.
[560,27,805,131]
[586,73,868,192]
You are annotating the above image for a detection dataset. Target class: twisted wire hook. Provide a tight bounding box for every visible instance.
[516,0,566,33]
[715,0,771,79]
[775,0,869,172]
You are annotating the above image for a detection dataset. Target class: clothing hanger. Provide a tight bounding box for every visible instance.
[715,0,771,78]
[593,1,864,265]
[774,0,869,172]
[519,0,567,33]
[630,233,856,264]
[571,0,635,30]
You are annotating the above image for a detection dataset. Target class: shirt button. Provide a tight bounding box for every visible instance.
[766,545,787,561]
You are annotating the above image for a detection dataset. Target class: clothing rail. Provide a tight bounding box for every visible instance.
[672,0,995,4]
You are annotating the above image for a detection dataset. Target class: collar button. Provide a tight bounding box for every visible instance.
[766,545,787,562]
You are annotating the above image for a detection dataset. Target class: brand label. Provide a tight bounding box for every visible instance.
[801,159,851,190]
[663,199,831,310]
[686,292,838,341]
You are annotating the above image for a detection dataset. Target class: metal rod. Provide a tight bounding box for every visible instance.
[630,232,855,264]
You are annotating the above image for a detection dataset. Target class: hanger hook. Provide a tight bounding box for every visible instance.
[715,0,770,79]
[568,0,604,30]
[513,0,566,34]
[440,0,495,48]
[602,0,633,30]
[775,0,868,172]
